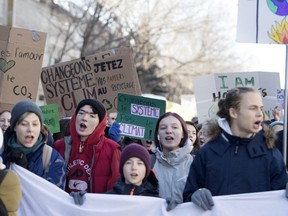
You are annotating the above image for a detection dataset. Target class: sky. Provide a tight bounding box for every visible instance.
[55,0,287,88]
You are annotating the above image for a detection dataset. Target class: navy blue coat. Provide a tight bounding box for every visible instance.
[106,171,159,197]
[183,130,287,202]
[3,129,66,189]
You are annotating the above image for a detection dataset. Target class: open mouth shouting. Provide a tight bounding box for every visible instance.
[253,120,262,130]
[79,123,87,131]
[165,135,174,142]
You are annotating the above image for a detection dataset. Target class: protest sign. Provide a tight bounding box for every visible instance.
[41,47,141,118]
[193,72,280,123]
[0,25,47,112]
[276,89,284,109]
[237,0,288,44]
[117,93,166,140]
[40,104,60,133]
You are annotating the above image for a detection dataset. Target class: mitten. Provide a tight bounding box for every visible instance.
[6,149,28,168]
[70,191,87,205]
[191,188,214,210]
[108,122,121,142]
[166,200,178,211]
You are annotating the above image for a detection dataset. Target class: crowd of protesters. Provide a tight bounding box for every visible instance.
[0,86,288,215]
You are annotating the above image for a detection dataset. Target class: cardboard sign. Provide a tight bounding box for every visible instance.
[0,25,47,112]
[41,47,141,118]
[192,72,280,123]
[40,104,60,133]
[237,0,288,44]
[117,93,166,140]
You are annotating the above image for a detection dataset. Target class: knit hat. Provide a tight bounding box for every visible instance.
[75,99,106,122]
[120,143,151,182]
[269,121,284,129]
[10,100,44,130]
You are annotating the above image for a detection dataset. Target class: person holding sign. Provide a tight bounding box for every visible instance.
[3,101,66,189]
[152,112,193,211]
[183,87,287,211]
[53,99,121,196]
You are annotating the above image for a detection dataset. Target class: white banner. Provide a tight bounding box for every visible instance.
[11,164,288,216]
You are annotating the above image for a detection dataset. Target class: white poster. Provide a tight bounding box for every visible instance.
[237,0,288,44]
[11,164,288,216]
[192,72,280,123]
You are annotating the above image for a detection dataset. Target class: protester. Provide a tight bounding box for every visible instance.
[105,112,120,142]
[53,117,71,142]
[185,121,201,155]
[107,112,118,128]
[0,111,11,134]
[53,99,121,195]
[0,128,22,216]
[152,112,193,211]
[106,143,159,197]
[140,139,156,154]
[41,124,54,147]
[197,118,220,146]
[183,87,287,211]
[3,100,66,189]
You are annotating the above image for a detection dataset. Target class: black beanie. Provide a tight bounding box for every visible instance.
[120,143,151,182]
[10,100,44,130]
[75,99,106,122]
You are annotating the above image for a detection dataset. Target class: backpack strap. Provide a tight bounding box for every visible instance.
[64,136,72,168]
[42,144,53,170]
[150,154,156,168]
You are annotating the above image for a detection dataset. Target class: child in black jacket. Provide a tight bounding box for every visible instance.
[107,143,159,197]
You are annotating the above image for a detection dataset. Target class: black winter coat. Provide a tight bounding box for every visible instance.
[106,170,159,197]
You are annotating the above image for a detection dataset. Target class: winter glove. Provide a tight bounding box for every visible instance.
[6,149,28,168]
[286,182,288,198]
[70,191,86,205]
[191,188,214,210]
[108,122,121,142]
[166,200,178,211]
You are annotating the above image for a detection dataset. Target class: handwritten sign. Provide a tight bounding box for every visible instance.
[0,25,47,112]
[40,104,60,133]
[41,47,141,118]
[117,93,166,140]
[237,0,288,44]
[192,72,280,123]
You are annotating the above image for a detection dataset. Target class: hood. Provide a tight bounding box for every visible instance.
[154,138,192,166]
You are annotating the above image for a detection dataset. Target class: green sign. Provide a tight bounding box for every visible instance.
[117,93,166,140]
[40,104,60,133]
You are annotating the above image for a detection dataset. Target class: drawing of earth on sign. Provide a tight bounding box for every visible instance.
[267,0,288,16]
[208,103,218,119]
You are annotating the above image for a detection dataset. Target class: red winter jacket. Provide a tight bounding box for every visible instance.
[54,112,121,194]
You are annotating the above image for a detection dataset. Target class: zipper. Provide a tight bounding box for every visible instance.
[234,145,239,155]
[79,141,84,153]
[130,186,135,196]
[89,136,102,192]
